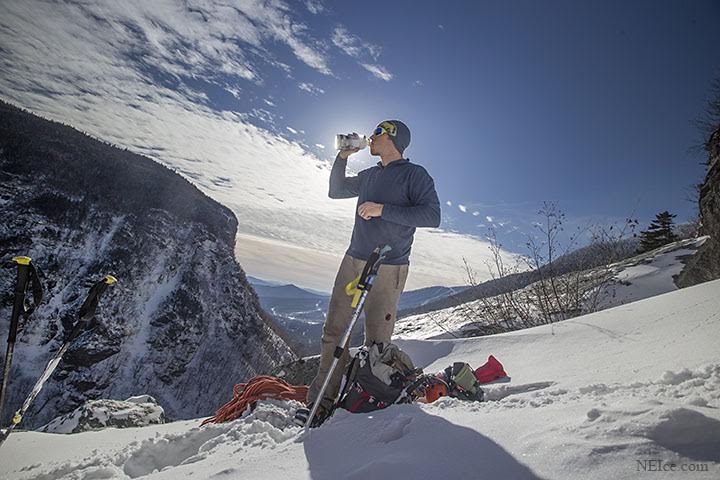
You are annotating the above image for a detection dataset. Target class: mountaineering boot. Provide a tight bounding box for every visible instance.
[293,403,331,428]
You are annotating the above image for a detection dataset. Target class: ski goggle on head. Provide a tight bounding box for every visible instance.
[372,121,397,137]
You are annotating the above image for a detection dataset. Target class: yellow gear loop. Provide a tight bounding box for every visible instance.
[103,275,118,285]
[345,274,363,308]
[11,256,32,266]
[12,412,22,425]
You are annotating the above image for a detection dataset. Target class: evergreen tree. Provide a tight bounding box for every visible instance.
[637,211,679,253]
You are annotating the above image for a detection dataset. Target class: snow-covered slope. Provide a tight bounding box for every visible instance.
[396,237,707,340]
[594,236,707,308]
[1,279,718,479]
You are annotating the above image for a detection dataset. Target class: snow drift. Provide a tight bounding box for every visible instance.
[1,278,718,479]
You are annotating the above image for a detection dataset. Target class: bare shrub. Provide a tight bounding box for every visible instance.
[447,202,640,336]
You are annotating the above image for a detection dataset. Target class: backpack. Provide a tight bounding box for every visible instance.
[337,342,419,413]
[439,362,485,402]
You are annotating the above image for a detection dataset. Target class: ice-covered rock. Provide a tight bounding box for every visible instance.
[678,129,720,287]
[41,396,167,434]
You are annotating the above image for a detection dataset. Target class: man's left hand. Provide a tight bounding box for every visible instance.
[358,202,383,220]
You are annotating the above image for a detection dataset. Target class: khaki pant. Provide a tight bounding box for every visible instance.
[306,254,409,408]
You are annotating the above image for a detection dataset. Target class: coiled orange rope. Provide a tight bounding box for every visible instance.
[201,375,309,425]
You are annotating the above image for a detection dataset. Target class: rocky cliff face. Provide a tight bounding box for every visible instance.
[0,101,295,427]
[678,130,720,287]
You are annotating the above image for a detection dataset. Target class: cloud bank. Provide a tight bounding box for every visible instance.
[0,0,514,290]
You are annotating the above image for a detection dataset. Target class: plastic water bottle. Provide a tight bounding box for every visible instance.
[335,133,368,151]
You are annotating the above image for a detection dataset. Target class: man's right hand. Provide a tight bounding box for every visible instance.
[338,147,361,160]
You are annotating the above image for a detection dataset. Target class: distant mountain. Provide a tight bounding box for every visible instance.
[253,283,327,301]
[246,276,284,287]
[397,285,468,311]
[0,101,294,427]
[249,277,464,356]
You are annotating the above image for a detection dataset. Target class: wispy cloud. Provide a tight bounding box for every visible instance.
[305,0,325,15]
[0,0,334,96]
[271,24,332,75]
[247,108,277,127]
[298,82,325,95]
[331,25,381,60]
[360,63,393,81]
[458,204,467,213]
[332,25,393,81]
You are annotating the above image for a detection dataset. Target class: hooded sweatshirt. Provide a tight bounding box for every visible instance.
[329,155,441,265]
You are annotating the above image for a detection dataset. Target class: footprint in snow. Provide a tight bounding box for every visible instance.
[485,381,556,401]
[373,415,413,444]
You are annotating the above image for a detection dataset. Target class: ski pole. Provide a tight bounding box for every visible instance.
[0,275,116,447]
[0,257,43,422]
[304,245,391,434]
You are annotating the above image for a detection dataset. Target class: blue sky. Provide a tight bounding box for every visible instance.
[286,1,718,245]
[1,0,717,291]
[187,0,718,249]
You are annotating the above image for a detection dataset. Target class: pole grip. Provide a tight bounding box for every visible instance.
[7,264,31,344]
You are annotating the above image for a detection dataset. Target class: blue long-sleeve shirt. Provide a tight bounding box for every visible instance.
[329,154,441,265]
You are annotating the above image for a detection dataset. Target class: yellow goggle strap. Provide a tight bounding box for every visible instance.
[375,121,397,137]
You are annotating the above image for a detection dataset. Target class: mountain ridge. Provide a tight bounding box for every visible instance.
[0,100,295,426]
